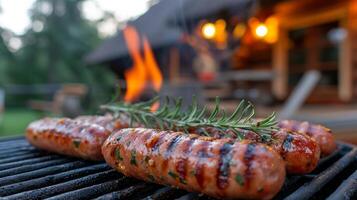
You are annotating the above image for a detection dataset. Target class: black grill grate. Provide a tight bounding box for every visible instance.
[0,137,355,200]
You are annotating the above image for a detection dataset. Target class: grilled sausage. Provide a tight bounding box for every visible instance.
[26,118,110,160]
[75,115,129,132]
[102,128,286,200]
[76,115,319,174]
[269,129,320,174]
[279,120,336,156]
[193,127,321,174]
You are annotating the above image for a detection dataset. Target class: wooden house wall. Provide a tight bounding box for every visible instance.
[272,0,357,102]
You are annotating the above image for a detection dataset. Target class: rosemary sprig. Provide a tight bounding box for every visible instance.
[100,96,278,142]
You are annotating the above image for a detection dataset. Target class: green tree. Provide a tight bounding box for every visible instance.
[0,3,17,86]
[2,0,116,108]
[17,0,114,85]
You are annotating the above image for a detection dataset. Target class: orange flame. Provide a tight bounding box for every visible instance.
[122,26,163,104]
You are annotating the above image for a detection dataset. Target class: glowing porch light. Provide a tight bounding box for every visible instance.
[202,23,216,39]
[255,23,268,38]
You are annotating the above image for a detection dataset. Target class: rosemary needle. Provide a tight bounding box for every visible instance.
[101,96,278,142]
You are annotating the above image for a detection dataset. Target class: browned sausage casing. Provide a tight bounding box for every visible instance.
[279,120,336,156]
[26,118,110,160]
[75,115,129,132]
[102,128,286,200]
[269,129,320,174]
[193,127,321,174]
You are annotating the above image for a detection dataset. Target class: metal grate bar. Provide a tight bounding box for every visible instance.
[0,150,37,160]
[284,148,357,200]
[0,158,70,178]
[141,187,187,200]
[0,141,29,148]
[0,138,27,145]
[0,152,49,164]
[311,147,343,174]
[0,137,355,200]
[95,182,161,200]
[326,169,357,200]
[175,193,199,200]
[48,176,139,200]
[0,146,34,154]
[0,136,25,142]
[0,160,89,186]
[5,170,122,200]
[0,155,61,171]
[0,163,110,196]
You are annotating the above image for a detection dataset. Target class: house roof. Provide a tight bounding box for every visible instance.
[177,0,252,21]
[85,0,252,65]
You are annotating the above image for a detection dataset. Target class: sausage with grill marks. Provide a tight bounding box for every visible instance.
[279,120,336,156]
[78,115,320,174]
[269,129,320,174]
[26,118,111,160]
[193,127,321,174]
[102,128,286,200]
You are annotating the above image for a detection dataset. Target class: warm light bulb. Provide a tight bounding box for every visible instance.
[255,23,268,38]
[202,23,216,39]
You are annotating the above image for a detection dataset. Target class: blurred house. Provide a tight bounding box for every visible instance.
[86,0,357,105]
[266,0,357,104]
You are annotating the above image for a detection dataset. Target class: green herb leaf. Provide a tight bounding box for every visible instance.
[189,170,196,176]
[130,150,137,166]
[73,140,81,148]
[168,171,178,179]
[179,177,187,185]
[115,148,123,161]
[235,174,245,186]
[101,96,278,141]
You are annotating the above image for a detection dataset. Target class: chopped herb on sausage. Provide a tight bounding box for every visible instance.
[73,140,81,148]
[130,150,137,166]
[115,148,123,161]
[179,177,187,185]
[235,174,245,186]
[189,170,196,176]
[168,171,178,179]
[168,171,186,184]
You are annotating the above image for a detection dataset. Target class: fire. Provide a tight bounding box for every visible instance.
[122,26,163,104]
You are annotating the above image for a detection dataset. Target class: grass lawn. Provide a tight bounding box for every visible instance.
[0,109,41,137]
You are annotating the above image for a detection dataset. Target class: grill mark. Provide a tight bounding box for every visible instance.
[244,143,256,188]
[195,163,205,188]
[195,141,210,188]
[216,143,233,189]
[184,137,197,154]
[165,135,182,158]
[151,132,166,153]
[176,137,197,181]
[176,159,187,181]
[282,134,294,152]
